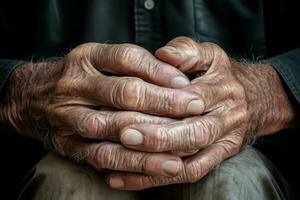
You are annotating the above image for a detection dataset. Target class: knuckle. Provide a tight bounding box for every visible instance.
[144,60,162,79]
[185,163,202,183]
[138,154,152,172]
[68,43,97,59]
[192,119,220,148]
[219,134,244,155]
[143,176,164,187]
[56,75,85,96]
[203,42,221,50]
[45,105,61,121]
[112,78,180,115]
[224,104,249,130]
[221,81,237,97]
[220,80,245,102]
[230,82,246,100]
[111,78,144,109]
[77,112,106,138]
[115,44,160,78]
[52,134,67,155]
[115,44,143,67]
[154,128,169,151]
[104,113,119,140]
[173,36,197,46]
[170,36,199,54]
[56,78,72,94]
[201,42,229,64]
[189,124,205,148]
[236,104,249,122]
[94,143,119,169]
[53,134,88,162]
[177,123,199,149]
[70,149,90,163]
[157,90,177,114]
[202,42,224,55]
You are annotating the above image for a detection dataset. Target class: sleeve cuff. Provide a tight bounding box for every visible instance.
[266,48,300,104]
[0,59,25,100]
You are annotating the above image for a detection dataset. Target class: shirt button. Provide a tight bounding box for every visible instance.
[144,0,155,10]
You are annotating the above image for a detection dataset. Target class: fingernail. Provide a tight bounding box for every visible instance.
[109,176,124,188]
[162,160,180,176]
[187,100,204,115]
[163,46,178,54]
[171,76,190,88]
[121,129,143,145]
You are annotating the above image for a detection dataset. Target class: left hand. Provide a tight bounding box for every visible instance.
[106,36,297,190]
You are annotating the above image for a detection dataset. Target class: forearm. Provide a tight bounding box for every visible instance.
[0,60,64,136]
[236,63,298,136]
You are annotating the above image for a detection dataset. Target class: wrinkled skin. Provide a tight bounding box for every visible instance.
[106,37,297,190]
[0,37,297,190]
[0,42,206,177]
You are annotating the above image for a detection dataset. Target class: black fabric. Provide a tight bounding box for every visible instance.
[0,59,23,99]
[1,133,46,199]
[1,0,300,100]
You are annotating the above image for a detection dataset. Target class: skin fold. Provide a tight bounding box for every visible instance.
[0,37,297,190]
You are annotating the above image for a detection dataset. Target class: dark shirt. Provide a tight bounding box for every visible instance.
[1,0,300,100]
[0,0,300,198]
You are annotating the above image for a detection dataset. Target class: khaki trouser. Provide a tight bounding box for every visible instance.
[18,146,291,200]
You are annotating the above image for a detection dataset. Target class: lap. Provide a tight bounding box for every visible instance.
[18,146,291,200]
[18,152,139,200]
[141,146,290,200]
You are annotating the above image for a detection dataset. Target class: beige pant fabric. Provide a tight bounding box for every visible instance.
[18,146,290,200]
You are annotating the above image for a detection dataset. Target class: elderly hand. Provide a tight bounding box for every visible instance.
[108,37,297,190]
[0,42,206,177]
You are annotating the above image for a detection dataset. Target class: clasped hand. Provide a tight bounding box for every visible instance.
[1,37,294,190]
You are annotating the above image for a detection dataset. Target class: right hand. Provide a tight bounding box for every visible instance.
[0,43,204,177]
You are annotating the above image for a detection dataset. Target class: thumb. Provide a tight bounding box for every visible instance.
[155,36,219,74]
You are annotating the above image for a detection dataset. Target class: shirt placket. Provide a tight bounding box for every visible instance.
[134,0,163,52]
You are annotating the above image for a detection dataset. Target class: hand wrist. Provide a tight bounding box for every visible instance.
[0,59,65,137]
[238,62,296,136]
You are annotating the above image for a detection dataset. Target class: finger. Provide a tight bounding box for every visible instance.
[155,36,229,74]
[120,115,227,152]
[77,43,190,88]
[171,149,199,157]
[52,106,176,141]
[77,75,204,116]
[120,106,246,152]
[54,135,184,177]
[106,135,242,190]
[155,36,200,71]
[120,102,246,152]
[184,82,228,113]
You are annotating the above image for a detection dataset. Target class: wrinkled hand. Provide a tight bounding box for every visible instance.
[107,37,296,190]
[0,43,206,177]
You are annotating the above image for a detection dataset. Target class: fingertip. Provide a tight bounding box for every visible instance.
[170,76,190,88]
[155,46,182,66]
[187,99,205,115]
[156,46,179,56]
[162,159,181,177]
[120,128,144,146]
[106,173,146,191]
[107,175,124,189]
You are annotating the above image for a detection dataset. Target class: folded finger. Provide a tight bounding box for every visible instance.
[120,115,226,152]
[80,43,191,88]
[106,135,242,190]
[55,135,184,177]
[79,75,204,116]
[52,106,176,141]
